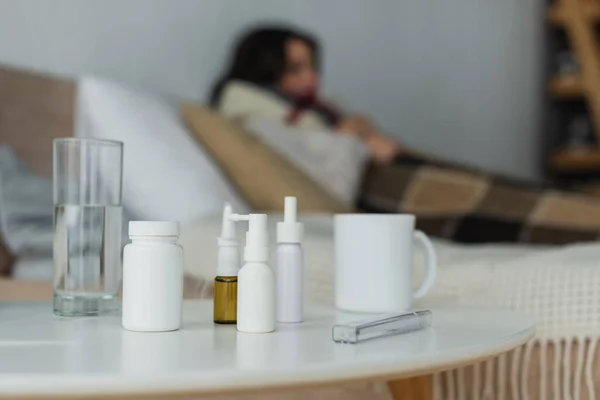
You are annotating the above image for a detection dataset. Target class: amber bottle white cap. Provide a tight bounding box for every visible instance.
[217,203,241,277]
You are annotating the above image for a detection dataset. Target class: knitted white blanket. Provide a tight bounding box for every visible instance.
[181,215,600,399]
[426,242,600,400]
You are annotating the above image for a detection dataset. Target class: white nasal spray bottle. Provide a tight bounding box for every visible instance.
[231,213,275,333]
[276,197,304,323]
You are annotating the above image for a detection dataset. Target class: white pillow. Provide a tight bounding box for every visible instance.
[76,76,248,222]
[243,116,369,205]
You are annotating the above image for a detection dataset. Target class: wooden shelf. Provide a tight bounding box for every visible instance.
[548,1,600,26]
[548,75,584,98]
[546,0,600,179]
[552,149,600,170]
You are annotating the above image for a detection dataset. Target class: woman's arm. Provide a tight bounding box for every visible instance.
[336,114,400,163]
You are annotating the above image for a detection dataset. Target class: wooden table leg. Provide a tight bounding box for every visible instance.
[388,375,433,400]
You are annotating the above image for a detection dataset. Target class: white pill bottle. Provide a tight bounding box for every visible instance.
[122,221,183,332]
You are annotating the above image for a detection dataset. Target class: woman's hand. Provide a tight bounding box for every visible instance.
[336,115,376,139]
[336,114,399,163]
[365,134,399,163]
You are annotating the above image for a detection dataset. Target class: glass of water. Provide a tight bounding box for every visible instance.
[53,138,123,316]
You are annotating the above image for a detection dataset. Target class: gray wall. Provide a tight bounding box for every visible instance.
[0,0,544,179]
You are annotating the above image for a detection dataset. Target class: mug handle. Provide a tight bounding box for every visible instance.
[412,230,437,299]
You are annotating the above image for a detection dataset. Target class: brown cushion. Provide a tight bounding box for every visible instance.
[0,65,74,276]
[0,65,75,177]
[181,103,350,213]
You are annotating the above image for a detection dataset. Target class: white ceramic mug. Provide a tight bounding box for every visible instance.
[334,214,437,313]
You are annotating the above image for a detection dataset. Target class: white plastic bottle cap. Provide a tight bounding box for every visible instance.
[277,197,303,243]
[219,203,237,246]
[216,203,242,277]
[129,221,180,237]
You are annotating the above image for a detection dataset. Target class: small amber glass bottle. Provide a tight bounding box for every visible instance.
[213,276,238,324]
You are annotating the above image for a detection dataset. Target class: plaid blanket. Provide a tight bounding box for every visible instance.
[358,154,600,244]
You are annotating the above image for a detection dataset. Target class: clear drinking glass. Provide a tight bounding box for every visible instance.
[53,138,123,316]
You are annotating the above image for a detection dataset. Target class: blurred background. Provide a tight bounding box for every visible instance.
[2,3,600,397]
[0,0,546,180]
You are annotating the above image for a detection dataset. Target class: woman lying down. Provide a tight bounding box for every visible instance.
[209,24,600,245]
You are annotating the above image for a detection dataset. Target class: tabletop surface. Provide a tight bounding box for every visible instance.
[0,300,535,398]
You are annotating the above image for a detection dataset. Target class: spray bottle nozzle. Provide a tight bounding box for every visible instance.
[229,213,248,222]
[230,213,269,263]
[277,196,303,244]
[284,197,297,223]
[217,203,242,277]
[220,203,236,241]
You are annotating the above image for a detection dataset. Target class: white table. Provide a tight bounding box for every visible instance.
[0,300,535,399]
